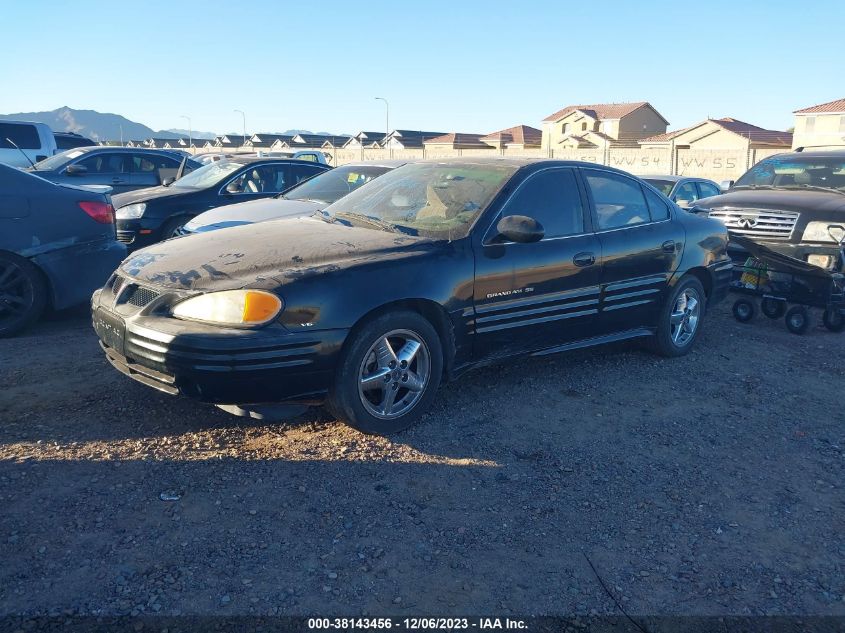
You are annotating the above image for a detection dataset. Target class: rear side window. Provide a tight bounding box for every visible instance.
[77,153,130,174]
[500,168,585,239]
[643,186,671,220]
[291,164,327,185]
[584,170,650,230]
[0,123,40,149]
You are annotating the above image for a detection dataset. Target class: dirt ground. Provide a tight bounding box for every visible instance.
[0,301,843,619]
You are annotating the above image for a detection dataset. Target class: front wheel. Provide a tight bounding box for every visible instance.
[327,310,443,435]
[732,298,756,323]
[822,307,845,333]
[649,276,706,357]
[784,306,810,335]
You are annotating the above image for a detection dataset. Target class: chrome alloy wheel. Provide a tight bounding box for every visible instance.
[670,288,701,347]
[358,329,431,420]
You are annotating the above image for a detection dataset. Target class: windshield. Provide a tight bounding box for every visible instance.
[32,149,88,171]
[735,156,845,191]
[643,179,675,196]
[284,165,392,204]
[321,161,517,239]
[171,160,242,188]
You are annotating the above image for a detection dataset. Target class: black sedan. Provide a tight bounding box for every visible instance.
[92,159,732,434]
[1,163,125,336]
[112,157,330,249]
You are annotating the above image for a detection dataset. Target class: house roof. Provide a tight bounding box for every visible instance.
[480,125,542,146]
[291,134,351,146]
[389,130,447,139]
[355,131,386,140]
[251,133,295,144]
[639,118,791,146]
[794,97,845,115]
[423,132,488,147]
[218,135,248,146]
[543,101,666,124]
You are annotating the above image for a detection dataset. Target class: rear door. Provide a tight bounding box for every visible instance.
[472,167,601,358]
[581,168,684,333]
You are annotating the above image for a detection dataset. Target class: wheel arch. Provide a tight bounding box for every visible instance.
[343,298,456,378]
[682,266,713,301]
[0,249,54,309]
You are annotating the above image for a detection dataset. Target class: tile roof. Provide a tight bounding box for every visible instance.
[423,132,488,147]
[481,124,542,146]
[639,118,792,146]
[543,101,655,123]
[794,97,845,114]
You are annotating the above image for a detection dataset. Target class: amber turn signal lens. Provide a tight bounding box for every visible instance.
[242,291,283,323]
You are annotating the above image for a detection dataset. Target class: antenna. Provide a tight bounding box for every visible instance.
[5,138,36,169]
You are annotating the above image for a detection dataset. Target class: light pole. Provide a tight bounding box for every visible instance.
[234,109,246,147]
[179,115,192,148]
[374,97,389,140]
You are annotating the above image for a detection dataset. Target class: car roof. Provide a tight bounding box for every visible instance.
[225,156,329,165]
[640,174,686,181]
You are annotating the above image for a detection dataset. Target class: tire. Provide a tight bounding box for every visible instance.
[327,310,443,435]
[784,306,810,335]
[732,298,755,323]
[160,216,190,240]
[761,297,786,319]
[649,275,706,357]
[0,252,48,338]
[822,307,845,333]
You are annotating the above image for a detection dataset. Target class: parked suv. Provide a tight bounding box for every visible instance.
[692,150,845,271]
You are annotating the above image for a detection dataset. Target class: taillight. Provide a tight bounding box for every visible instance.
[78,201,114,224]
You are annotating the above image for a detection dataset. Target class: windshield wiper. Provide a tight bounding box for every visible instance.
[781,184,845,197]
[333,211,398,233]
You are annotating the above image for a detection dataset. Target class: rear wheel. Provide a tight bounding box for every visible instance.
[649,276,706,357]
[822,307,845,333]
[0,252,47,338]
[327,310,443,435]
[761,297,786,319]
[732,298,755,323]
[784,306,810,335]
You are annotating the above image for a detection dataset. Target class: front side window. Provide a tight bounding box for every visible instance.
[228,164,292,194]
[584,170,650,230]
[133,154,178,172]
[674,182,699,205]
[500,169,584,239]
[698,181,721,198]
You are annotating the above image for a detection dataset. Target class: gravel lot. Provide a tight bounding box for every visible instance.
[0,301,843,619]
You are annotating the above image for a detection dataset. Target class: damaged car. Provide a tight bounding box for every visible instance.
[92,159,731,434]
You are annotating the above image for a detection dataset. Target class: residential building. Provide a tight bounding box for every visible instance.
[246,133,294,149]
[541,102,668,150]
[290,134,351,148]
[423,133,490,150]
[383,130,447,149]
[214,135,248,149]
[792,97,845,149]
[480,125,542,149]
[638,118,792,151]
[343,131,386,149]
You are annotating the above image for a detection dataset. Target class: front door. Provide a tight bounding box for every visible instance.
[581,168,684,333]
[73,152,133,193]
[472,167,601,359]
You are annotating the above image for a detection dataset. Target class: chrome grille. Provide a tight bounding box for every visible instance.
[709,207,800,241]
[111,275,125,296]
[123,285,160,308]
[116,230,135,244]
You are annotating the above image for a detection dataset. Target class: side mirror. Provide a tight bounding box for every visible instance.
[225,181,241,194]
[65,164,88,176]
[161,177,176,186]
[674,197,694,208]
[719,179,735,192]
[496,215,544,243]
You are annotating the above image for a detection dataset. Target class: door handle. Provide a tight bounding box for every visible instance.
[112,178,124,184]
[573,252,596,267]
[662,240,677,253]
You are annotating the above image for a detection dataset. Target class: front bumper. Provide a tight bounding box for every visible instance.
[91,285,347,405]
[115,217,167,250]
[728,240,843,271]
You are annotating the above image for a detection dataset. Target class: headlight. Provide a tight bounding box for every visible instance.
[172,290,283,326]
[802,221,844,243]
[116,203,146,219]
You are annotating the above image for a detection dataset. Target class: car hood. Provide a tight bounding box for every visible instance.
[697,189,845,215]
[184,198,324,233]
[118,216,431,291]
[112,185,194,208]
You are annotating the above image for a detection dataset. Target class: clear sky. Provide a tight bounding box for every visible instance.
[1,0,842,136]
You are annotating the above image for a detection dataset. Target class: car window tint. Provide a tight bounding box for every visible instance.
[133,154,177,172]
[698,181,720,198]
[674,182,698,204]
[584,170,650,230]
[0,123,40,149]
[643,186,670,220]
[501,168,584,239]
[77,153,129,174]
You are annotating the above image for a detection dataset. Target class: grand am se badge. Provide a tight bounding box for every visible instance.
[486,287,535,300]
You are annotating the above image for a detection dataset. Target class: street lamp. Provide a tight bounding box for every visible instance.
[179,115,192,148]
[234,109,247,147]
[374,97,389,140]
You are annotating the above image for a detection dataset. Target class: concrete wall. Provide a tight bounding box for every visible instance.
[329,145,778,180]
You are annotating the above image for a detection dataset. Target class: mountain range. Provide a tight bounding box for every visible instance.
[0,107,336,142]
